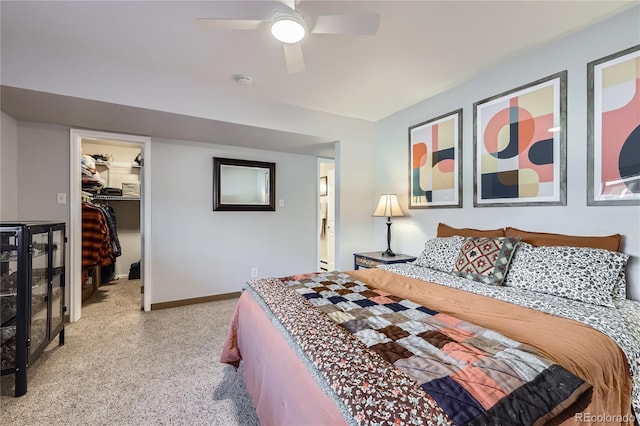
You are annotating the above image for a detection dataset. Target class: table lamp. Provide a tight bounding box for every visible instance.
[372,194,404,257]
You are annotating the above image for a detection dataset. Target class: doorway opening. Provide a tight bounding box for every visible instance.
[69,129,152,322]
[318,158,335,271]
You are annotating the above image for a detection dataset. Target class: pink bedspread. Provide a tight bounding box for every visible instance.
[221,291,345,425]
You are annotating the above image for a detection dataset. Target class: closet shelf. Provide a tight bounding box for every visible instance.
[81,191,93,202]
[93,195,140,201]
[94,160,140,169]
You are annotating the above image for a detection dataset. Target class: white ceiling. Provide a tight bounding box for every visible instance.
[0,1,635,155]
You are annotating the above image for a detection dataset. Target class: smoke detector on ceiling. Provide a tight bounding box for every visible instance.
[234,75,253,87]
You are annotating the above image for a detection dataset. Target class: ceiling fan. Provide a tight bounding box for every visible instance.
[197,1,380,74]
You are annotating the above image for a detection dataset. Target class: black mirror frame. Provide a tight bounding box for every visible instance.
[213,157,276,211]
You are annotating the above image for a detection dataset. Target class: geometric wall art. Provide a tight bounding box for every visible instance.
[409,109,462,208]
[587,45,640,206]
[473,71,567,207]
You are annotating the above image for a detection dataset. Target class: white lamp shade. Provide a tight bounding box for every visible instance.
[271,11,306,44]
[372,194,404,217]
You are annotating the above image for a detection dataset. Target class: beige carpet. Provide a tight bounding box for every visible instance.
[0,279,259,425]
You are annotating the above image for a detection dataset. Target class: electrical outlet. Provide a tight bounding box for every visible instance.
[251,267,258,278]
[57,193,67,204]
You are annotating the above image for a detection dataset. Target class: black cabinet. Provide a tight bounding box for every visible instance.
[1,222,65,396]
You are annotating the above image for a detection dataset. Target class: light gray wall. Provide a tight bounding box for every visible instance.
[16,122,69,222]
[1,111,18,220]
[373,7,640,300]
[150,138,318,303]
[13,122,71,302]
[12,121,324,305]
[10,121,324,306]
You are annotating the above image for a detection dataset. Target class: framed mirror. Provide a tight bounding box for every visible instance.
[213,157,276,211]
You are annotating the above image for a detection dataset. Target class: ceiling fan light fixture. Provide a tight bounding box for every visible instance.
[270,10,306,44]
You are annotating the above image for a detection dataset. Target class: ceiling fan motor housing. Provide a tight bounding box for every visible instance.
[270,9,306,43]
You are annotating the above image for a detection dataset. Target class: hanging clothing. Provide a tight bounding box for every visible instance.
[98,204,120,283]
[81,202,114,269]
[100,204,121,258]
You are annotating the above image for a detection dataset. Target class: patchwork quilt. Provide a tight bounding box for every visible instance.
[246,271,592,425]
[382,262,640,419]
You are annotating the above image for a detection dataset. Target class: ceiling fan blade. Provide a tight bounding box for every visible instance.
[197,18,263,31]
[283,43,305,74]
[281,0,297,11]
[311,13,380,35]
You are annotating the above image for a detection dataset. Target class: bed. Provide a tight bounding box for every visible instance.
[221,225,640,425]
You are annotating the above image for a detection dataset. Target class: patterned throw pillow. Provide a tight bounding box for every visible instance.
[451,237,520,286]
[414,236,465,272]
[504,244,629,308]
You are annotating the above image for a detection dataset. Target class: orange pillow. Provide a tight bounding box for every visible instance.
[437,223,505,238]
[504,226,622,252]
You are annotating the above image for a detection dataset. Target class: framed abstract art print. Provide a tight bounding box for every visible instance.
[473,71,567,207]
[587,45,640,206]
[409,109,462,209]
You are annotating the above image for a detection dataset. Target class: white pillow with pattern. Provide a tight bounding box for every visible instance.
[414,236,465,272]
[504,243,629,308]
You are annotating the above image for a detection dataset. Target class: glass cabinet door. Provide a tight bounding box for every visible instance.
[52,228,63,270]
[50,228,64,336]
[1,230,18,370]
[30,231,48,357]
[1,222,66,396]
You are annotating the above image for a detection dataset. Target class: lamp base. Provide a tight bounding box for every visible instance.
[381,249,396,257]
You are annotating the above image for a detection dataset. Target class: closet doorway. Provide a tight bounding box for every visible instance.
[69,129,152,322]
[318,159,335,271]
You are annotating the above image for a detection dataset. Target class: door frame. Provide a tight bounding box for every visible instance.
[69,129,152,321]
[317,157,335,271]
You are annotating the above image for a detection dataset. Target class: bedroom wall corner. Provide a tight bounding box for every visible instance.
[334,134,376,271]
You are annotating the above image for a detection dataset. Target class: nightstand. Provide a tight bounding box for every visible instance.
[353,252,417,270]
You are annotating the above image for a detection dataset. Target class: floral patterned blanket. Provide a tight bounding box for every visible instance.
[246,271,592,425]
